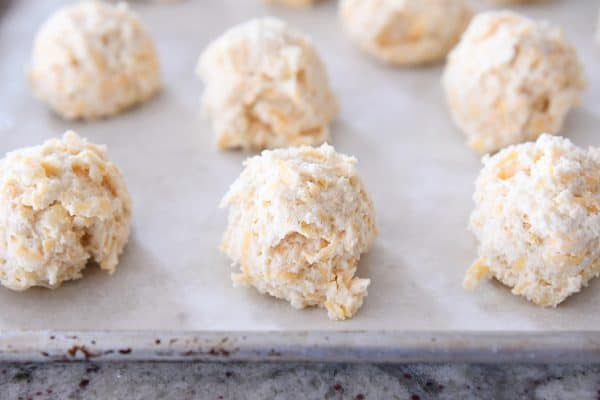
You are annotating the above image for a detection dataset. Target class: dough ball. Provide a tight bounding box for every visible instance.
[265,0,319,6]
[0,131,132,291]
[29,1,161,120]
[339,0,473,66]
[465,134,600,306]
[443,11,585,154]
[197,17,338,151]
[220,144,377,320]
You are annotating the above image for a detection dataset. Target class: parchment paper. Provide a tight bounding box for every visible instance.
[0,0,599,332]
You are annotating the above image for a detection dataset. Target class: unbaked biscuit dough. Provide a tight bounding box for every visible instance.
[29,1,161,120]
[465,134,600,307]
[220,144,377,320]
[197,17,338,151]
[339,0,472,66]
[442,11,585,154]
[0,131,132,291]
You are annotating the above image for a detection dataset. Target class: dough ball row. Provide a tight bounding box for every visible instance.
[28,1,590,156]
[6,1,599,320]
[0,132,375,320]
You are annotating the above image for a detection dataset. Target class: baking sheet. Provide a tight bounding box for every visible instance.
[0,0,600,340]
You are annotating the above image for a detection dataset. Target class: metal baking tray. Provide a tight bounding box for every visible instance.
[1,0,599,363]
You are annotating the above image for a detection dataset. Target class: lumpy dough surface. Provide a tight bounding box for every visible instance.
[0,131,132,291]
[29,1,161,120]
[220,144,377,320]
[465,134,600,307]
[442,11,585,154]
[339,0,472,66]
[197,18,338,151]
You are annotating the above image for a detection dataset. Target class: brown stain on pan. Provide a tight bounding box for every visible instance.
[66,345,99,360]
[177,345,241,358]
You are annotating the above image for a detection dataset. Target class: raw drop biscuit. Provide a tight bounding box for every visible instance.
[197,18,338,151]
[0,132,132,290]
[29,1,161,120]
[466,134,600,306]
[339,0,472,66]
[442,11,585,154]
[220,144,377,320]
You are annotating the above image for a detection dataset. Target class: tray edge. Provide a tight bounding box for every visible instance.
[1,330,599,363]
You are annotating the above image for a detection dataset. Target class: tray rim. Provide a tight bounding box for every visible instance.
[1,330,600,363]
[2,2,600,361]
